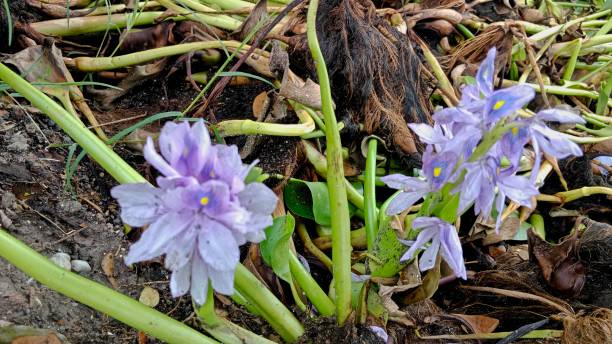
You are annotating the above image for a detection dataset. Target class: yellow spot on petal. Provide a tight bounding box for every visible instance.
[433,167,442,177]
[210,171,215,178]
[493,100,505,110]
[200,197,209,206]
[512,127,519,136]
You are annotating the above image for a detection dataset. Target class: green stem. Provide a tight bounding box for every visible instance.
[200,0,256,10]
[501,79,612,107]
[306,0,352,324]
[301,140,365,210]
[556,186,612,203]
[595,71,612,115]
[216,108,315,136]
[234,265,304,342]
[296,223,333,270]
[418,329,563,341]
[196,287,275,344]
[455,23,474,39]
[288,253,335,316]
[528,9,611,43]
[364,139,378,252]
[0,62,144,184]
[156,0,242,30]
[562,39,581,81]
[31,12,179,36]
[72,41,249,71]
[0,229,217,344]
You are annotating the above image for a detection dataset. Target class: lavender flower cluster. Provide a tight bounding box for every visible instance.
[382,48,585,279]
[111,120,277,305]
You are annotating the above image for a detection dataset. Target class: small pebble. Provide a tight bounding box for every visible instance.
[50,252,71,271]
[1,192,16,209]
[70,260,91,274]
[7,132,29,153]
[0,210,12,228]
[57,200,82,214]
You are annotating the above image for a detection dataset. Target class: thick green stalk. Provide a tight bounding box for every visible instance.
[288,253,335,316]
[528,9,611,43]
[562,39,581,81]
[306,0,352,324]
[0,229,217,344]
[501,79,612,107]
[0,63,144,184]
[234,265,304,342]
[217,108,315,137]
[72,41,247,71]
[156,0,241,30]
[364,139,378,251]
[31,12,174,36]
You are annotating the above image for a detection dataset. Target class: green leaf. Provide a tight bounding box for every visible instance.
[283,180,332,226]
[260,214,296,283]
[433,193,460,223]
[369,221,408,278]
[244,166,264,184]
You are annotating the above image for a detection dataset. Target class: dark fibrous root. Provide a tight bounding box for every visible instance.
[562,308,612,344]
[291,0,432,165]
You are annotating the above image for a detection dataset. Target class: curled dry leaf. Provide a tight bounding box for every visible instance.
[448,313,499,334]
[101,252,118,289]
[528,229,586,297]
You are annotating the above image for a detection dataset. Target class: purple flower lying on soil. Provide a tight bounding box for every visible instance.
[111,120,277,305]
[401,217,466,279]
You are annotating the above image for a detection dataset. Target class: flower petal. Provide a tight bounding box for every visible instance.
[386,190,428,215]
[400,226,437,263]
[438,225,466,279]
[380,174,428,191]
[485,85,535,122]
[144,137,180,177]
[476,47,496,96]
[418,236,440,271]
[164,227,197,271]
[237,182,278,215]
[158,121,189,165]
[124,211,193,265]
[190,253,209,305]
[498,175,538,207]
[111,183,164,226]
[536,108,585,124]
[209,267,235,295]
[197,220,239,271]
[170,260,191,298]
[408,123,446,145]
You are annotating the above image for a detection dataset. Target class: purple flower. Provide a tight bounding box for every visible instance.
[400,217,466,279]
[455,156,539,230]
[111,120,277,305]
[501,107,585,178]
[381,147,458,215]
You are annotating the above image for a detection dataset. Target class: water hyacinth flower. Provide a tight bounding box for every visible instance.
[380,146,458,215]
[501,107,585,180]
[111,120,278,305]
[400,217,466,279]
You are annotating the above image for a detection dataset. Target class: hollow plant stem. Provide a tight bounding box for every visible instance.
[234,265,304,342]
[71,41,255,71]
[31,12,178,36]
[306,0,352,324]
[0,229,218,344]
[216,108,315,137]
[288,253,335,316]
[156,0,242,30]
[364,139,378,251]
